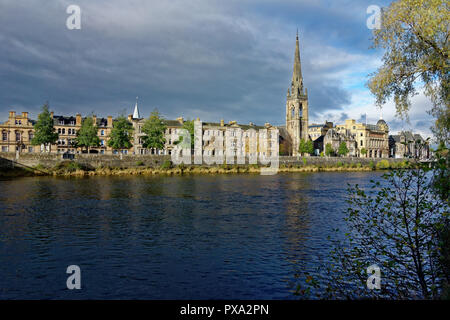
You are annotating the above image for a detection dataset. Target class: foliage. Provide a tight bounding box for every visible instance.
[31,103,58,150]
[360,148,367,156]
[302,157,307,165]
[367,0,449,144]
[296,166,450,299]
[338,142,349,157]
[160,160,173,169]
[107,115,134,151]
[320,151,324,157]
[325,143,334,157]
[75,116,100,152]
[376,159,391,169]
[135,160,145,166]
[141,110,167,150]
[53,161,86,173]
[299,138,314,156]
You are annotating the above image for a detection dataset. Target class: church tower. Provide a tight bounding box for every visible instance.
[286,32,308,156]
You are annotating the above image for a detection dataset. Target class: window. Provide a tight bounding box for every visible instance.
[100,140,104,146]
[101,130,104,136]
[2,132,7,141]
[28,147,33,153]
[58,128,61,134]
[29,132,34,140]
[70,121,75,125]
[15,132,21,141]
[360,140,363,146]
[2,146,8,152]
[62,128,65,134]
[59,120,65,125]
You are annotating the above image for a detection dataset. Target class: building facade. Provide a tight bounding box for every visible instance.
[0,111,36,153]
[335,119,390,158]
[389,131,430,159]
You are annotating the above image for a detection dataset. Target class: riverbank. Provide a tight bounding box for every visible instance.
[0,159,414,178]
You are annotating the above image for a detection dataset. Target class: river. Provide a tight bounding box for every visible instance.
[0,171,384,299]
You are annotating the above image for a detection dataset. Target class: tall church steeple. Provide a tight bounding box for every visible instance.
[292,30,302,86]
[286,31,309,156]
[133,96,141,119]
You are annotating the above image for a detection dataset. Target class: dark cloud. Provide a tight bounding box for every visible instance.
[0,0,390,126]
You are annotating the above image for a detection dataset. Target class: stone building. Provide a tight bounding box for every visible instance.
[52,112,113,154]
[0,110,114,154]
[323,128,357,156]
[285,32,308,156]
[389,131,430,159]
[335,119,389,158]
[0,111,36,153]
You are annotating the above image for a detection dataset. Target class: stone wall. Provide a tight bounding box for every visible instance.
[0,152,407,170]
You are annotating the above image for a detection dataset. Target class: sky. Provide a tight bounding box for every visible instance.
[0,0,436,137]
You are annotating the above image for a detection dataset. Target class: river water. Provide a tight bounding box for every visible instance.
[0,172,383,299]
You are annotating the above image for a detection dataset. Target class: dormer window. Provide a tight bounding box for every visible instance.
[59,120,64,125]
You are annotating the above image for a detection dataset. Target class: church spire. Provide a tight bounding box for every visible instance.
[292,30,302,85]
[133,96,140,119]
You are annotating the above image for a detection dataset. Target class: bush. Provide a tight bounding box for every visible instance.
[356,162,362,168]
[54,161,84,172]
[302,158,307,165]
[376,159,390,169]
[320,152,324,157]
[136,160,145,166]
[160,160,173,169]
[369,160,375,169]
[337,161,343,167]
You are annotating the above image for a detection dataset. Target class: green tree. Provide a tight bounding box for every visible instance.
[107,115,134,153]
[75,116,100,153]
[367,0,449,144]
[296,166,450,299]
[299,138,314,156]
[338,142,349,157]
[325,143,334,157]
[306,139,314,156]
[31,103,58,152]
[360,148,367,157]
[141,110,166,150]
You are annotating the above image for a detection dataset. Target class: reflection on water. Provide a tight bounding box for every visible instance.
[0,172,383,299]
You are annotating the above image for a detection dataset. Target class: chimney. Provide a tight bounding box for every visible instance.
[9,111,15,118]
[22,112,28,119]
[92,115,97,126]
[176,117,184,125]
[264,122,271,128]
[50,111,54,118]
[128,114,132,121]
[220,119,224,126]
[107,116,113,127]
[249,122,254,126]
[76,114,82,126]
